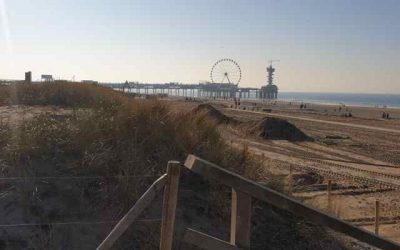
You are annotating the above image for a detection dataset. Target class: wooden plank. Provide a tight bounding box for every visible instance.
[375,200,380,235]
[327,180,332,212]
[159,161,181,250]
[288,166,293,195]
[230,189,251,248]
[96,174,167,250]
[184,154,400,250]
[183,228,241,250]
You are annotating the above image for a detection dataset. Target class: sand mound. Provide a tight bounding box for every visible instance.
[252,117,313,141]
[193,104,231,124]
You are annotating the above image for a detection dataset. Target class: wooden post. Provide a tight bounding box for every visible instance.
[288,165,293,195]
[230,188,251,249]
[160,161,181,250]
[375,200,380,235]
[327,180,332,212]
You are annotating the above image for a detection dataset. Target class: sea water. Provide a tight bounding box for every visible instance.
[278,92,400,108]
[121,87,400,108]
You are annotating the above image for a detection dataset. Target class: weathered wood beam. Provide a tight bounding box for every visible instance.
[96,174,167,250]
[160,161,181,250]
[230,189,251,249]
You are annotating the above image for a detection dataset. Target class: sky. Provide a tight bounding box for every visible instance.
[0,0,399,93]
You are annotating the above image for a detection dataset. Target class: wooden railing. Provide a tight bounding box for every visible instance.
[97,174,167,250]
[97,154,400,250]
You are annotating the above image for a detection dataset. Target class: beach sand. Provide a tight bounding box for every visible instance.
[168,97,400,244]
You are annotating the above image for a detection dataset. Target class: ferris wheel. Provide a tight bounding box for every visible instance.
[210,58,241,86]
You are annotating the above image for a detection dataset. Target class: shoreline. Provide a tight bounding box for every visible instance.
[277,98,400,110]
[277,92,400,109]
[224,98,400,121]
[238,98,400,112]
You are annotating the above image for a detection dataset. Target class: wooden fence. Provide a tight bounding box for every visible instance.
[97,154,400,250]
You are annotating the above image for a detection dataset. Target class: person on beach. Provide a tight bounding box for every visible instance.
[382,112,387,119]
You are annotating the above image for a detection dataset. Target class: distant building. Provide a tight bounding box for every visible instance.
[25,71,32,84]
[41,75,54,82]
[260,65,278,99]
[81,80,98,84]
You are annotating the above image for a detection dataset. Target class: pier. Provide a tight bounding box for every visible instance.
[106,82,262,99]
[106,61,280,100]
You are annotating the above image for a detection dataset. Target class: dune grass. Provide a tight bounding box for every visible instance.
[0,81,129,107]
[1,82,257,175]
[0,82,259,218]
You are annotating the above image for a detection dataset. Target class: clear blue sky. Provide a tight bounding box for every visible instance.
[1,0,399,93]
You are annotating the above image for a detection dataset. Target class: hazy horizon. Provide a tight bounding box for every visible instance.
[1,0,399,94]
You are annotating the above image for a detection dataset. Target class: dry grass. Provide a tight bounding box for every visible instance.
[0,119,9,148]
[0,82,261,248]
[0,82,128,108]
[1,82,256,188]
